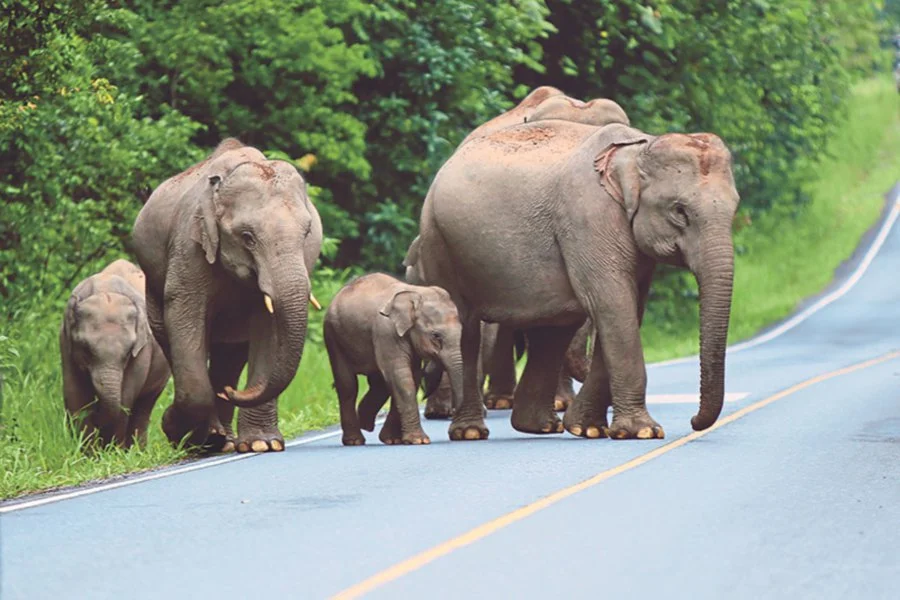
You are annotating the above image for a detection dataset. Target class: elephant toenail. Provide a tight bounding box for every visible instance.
[636,427,654,439]
[250,440,269,452]
[270,439,284,451]
[569,426,583,436]
[586,426,601,438]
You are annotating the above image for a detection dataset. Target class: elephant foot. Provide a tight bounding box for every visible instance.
[553,393,572,412]
[342,432,366,446]
[400,429,431,445]
[606,411,665,440]
[221,425,236,453]
[162,405,228,453]
[448,416,490,441]
[511,407,564,435]
[563,406,608,439]
[484,393,514,410]
[235,428,285,453]
[424,395,453,420]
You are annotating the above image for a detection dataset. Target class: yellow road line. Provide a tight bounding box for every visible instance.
[330,350,900,600]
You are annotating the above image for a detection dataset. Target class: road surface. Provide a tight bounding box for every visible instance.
[2,190,899,599]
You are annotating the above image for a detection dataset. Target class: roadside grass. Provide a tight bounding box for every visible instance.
[642,76,900,361]
[1,77,897,500]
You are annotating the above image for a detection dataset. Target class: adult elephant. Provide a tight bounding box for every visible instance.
[409,88,625,420]
[413,118,739,441]
[133,138,323,452]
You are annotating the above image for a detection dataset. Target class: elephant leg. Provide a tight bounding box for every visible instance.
[424,372,453,420]
[564,319,592,383]
[160,298,224,450]
[579,280,662,440]
[510,325,574,434]
[381,363,429,445]
[378,401,403,445]
[145,291,171,362]
[563,348,613,438]
[209,343,249,453]
[553,368,576,412]
[448,312,489,441]
[484,324,516,410]
[358,374,390,433]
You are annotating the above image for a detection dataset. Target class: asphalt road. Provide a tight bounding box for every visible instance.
[2,190,900,599]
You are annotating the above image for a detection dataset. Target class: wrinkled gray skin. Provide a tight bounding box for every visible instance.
[324,273,464,446]
[132,138,322,452]
[60,259,171,449]
[412,113,739,441]
[410,87,623,421]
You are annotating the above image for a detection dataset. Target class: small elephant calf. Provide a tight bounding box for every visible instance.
[324,273,463,446]
[60,259,171,449]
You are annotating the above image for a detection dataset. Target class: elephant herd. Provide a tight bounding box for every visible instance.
[60,85,740,454]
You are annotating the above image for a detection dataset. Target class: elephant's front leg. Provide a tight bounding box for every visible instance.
[449,314,489,441]
[563,349,613,438]
[587,289,663,440]
[209,343,249,453]
[510,325,573,434]
[237,400,283,452]
[380,363,429,445]
[161,298,226,450]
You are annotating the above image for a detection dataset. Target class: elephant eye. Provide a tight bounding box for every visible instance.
[241,231,256,248]
[673,205,689,227]
[430,331,443,342]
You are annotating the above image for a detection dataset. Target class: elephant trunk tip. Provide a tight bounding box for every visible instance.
[218,383,269,408]
[690,409,720,432]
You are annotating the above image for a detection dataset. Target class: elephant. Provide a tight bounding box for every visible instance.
[410,113,739,441]
[60,259,171,449]
[324,273,463,446]
[132,138,323,452]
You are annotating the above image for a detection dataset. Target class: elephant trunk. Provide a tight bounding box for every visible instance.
[421,360,444,398]
[91,366,124,424]
[690,233,734,431]
[224,265,309,408]
[440,349,465,414]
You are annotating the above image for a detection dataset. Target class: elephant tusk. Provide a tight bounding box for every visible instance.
[216,392,229,401]
[264,294,274,314]
[309,292,322,311]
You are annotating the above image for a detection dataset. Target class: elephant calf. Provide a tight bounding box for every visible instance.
[60,259,171,449]
[324,273,463,446]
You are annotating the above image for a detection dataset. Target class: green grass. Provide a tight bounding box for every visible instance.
[2,77,898,501]
[642,76,900,361]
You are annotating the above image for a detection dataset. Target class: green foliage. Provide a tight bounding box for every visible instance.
[0,2,200,313]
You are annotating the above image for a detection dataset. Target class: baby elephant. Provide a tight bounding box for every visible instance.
[324,273,463,446]
[60,259,170,449]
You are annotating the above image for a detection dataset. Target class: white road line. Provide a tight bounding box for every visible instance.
[651,198,900,369]
[0,423,377,514]
[3,195,897,514]
[647,392,749,404]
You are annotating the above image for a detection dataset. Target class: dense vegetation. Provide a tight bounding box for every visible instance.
[1,1,898,497]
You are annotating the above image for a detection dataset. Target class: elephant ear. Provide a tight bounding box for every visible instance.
[191,174,223,264]
[379,290,421,338]
[63,278,95,337]
[594,137,649,224]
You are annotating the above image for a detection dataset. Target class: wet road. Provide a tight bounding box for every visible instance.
[2,190,899,599]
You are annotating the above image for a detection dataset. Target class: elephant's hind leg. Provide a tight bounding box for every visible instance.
[357,374,389,433]
[326,331,364,446]
[209,343,249,453]
[510,325,575,434]
[484,325,516,410]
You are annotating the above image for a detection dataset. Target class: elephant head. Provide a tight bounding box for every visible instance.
[64,275,150,421]
[194,159,323,408]
[379,286,464,412]
[596,130,740,431]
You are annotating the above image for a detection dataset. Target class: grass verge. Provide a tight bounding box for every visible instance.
[1,76,897,500]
